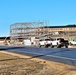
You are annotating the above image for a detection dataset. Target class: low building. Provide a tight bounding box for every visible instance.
[35,25,76,39]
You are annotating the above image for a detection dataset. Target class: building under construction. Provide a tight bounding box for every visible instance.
[10,21,76,42]
[10,21,48,41]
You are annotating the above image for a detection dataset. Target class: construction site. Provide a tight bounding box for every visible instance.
[10,21,76,39]
[10,21,49,40]
[0,21,76,46]
[10,22,43,39]
[9,21,48,45]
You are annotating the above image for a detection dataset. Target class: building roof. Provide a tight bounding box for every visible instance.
[0,37,10,40]
[43,24,76,28]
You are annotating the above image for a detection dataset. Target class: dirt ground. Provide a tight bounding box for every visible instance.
[0,51,76,75]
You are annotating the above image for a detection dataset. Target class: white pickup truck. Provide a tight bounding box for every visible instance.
[39,38,69,48]
[69,40,76,45]
[50,38,65,47]
[39,38,52,47]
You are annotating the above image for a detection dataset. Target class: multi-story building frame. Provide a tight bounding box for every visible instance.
[10,22,44,40]
[10,22,76,41]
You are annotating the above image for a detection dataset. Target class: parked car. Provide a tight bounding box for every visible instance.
[50,38,64,47]
[57,39,69,48]
[39,38,52,48]
[23,39,31,46]
[50,38,69,48]
[69,39,76,45]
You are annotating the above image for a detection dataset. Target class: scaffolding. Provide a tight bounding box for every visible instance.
[10,22,76,43]
[10,21,48,41]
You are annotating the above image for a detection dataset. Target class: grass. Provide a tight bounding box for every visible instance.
[0,51,76,75]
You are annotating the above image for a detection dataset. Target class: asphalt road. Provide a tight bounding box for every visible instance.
[0,46,76,66]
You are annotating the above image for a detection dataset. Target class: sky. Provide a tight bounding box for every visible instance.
[0,0,76,36]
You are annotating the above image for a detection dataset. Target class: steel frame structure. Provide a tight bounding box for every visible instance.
[10,22,45,40]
